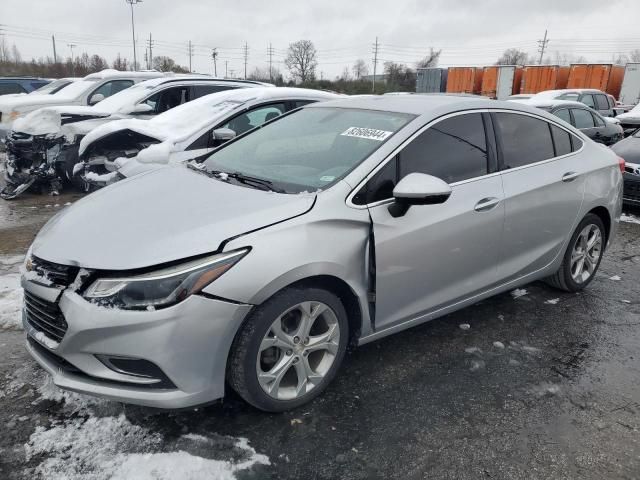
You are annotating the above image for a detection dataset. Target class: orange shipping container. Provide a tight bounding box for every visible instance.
[520,65,570,94]
[446,67,484,94]
[567,64,625,98]
[481,65,523,99]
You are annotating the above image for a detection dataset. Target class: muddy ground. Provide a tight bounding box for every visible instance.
[0,190,639,479]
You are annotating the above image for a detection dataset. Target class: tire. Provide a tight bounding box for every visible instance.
[546,213,606,292]
[227,286,349,412]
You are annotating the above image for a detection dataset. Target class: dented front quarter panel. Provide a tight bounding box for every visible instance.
[203,180,375,338]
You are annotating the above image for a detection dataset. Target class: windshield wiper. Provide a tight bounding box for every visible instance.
[225,172,287,193]
[187,164,286,193]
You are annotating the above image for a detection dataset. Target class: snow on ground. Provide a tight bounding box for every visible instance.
[609,275,622,281]
[23,368,269,479]
[545,298,560,305]
[621,213,640,225]
[510,288,528,299]
[25,414,269,480]
[0,256,24,330]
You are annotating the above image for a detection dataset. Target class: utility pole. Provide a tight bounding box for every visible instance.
[125,0,142,71]
[211,48,218,76]
[68,43,76,75]
[267,43,274,82]
[147,33,153,70]
[188,40,193,72]
[372,36,379,93]
[243,41,249,79]
[537,29,549,65]
[225,61,228,78]
[52,35,57,63]
[68,43,76,63]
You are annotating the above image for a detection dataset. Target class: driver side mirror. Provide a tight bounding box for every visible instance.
[211,128,236,147]
[88,93,105,106]
[388,173,452,218]
[131,103,154,114]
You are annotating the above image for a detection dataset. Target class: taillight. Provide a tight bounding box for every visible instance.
[618,156,625,173]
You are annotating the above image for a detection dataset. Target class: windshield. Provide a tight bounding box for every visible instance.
[32,79,71,95]
[91,82,156,113]
[203,107,415,193]
[557,93,580,101]
[52,79,99,98]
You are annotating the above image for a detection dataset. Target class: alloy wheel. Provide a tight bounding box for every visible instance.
[256,301,340,400]
[570,224,602,284]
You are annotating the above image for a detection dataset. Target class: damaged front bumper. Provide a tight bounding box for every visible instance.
[22,273,253,409]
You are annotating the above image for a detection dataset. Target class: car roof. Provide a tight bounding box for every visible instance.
[536,88,605,96]
[83,69,165,80]
[305,93,533,116]
[0,77,49,81]
[523,99,592,109]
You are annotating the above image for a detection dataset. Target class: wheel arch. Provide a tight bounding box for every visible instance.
[587,205,611,243]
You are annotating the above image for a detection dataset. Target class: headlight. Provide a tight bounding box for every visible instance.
[83,249,248,310]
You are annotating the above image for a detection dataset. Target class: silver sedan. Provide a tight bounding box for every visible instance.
[22,94,623,412]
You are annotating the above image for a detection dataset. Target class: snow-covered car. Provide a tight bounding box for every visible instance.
[615,103,640,135]
[0,69,164,140]
[75,87,343,188]
[1,77,270,199]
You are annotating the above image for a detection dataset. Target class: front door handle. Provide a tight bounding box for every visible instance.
[474,197,500,212]
[562,172,580,182]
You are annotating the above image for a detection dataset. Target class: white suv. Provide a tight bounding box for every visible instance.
[0,69,164,139]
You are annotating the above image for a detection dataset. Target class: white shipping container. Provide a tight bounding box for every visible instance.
[619,63,640,105]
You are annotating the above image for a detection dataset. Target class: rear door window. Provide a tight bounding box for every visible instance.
[144,86,190,113]
[398,113,488,184]
[493,113,555,169]
[92,80,134,99]
[572,109,595,129]
[192,84,239,99]
[550,125,572,156]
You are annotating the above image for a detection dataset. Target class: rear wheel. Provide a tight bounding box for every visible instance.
[546,213,605,292]
[227,286,348,412]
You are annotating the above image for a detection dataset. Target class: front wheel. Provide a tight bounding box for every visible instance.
[227,286,349,412]
[546,213,605,292]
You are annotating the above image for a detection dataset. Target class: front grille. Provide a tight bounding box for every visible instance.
[30,256,78,287]
[24,290,68,343]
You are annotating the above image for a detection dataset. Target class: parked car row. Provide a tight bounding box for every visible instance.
[417,63,640,104]
[1,74,274,198]
[20,93,623,412]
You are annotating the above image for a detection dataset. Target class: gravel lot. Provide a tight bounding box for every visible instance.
[0,192,639,480]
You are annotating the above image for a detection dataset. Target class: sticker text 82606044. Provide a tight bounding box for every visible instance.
[341,127,393,141]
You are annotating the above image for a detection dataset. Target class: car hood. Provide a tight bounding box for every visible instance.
[79,118,167,156]
[13,106,112,136]
[612,136,640,164]
[616,110,640,122]
[31,166,315,270]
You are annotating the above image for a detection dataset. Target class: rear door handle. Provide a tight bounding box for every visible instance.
[562,172,580,182]
[474,197,501,212]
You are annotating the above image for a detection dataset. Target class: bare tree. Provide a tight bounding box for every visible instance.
[10,44,22,65]
[340,66,351,81]
[0,37,9,63]
[89,54,108,72]
[553,51,587,66]
[496,48,528,66]
[248,66,283,84]
[614,53,630,65]
[352,59,368,80]
[416,48,441,68]
[285,40,317,82]
[629,49,640,62]
[151,55,189,73]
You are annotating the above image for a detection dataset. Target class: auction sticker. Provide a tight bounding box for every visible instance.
[341,127,393,141]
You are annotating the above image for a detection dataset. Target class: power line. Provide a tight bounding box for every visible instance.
[146,32,153,69]
[187,40,193,72]
[211,47,218,76]
[124,0,142,71]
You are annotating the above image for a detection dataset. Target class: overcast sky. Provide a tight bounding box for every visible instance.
[3,0,640,79]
